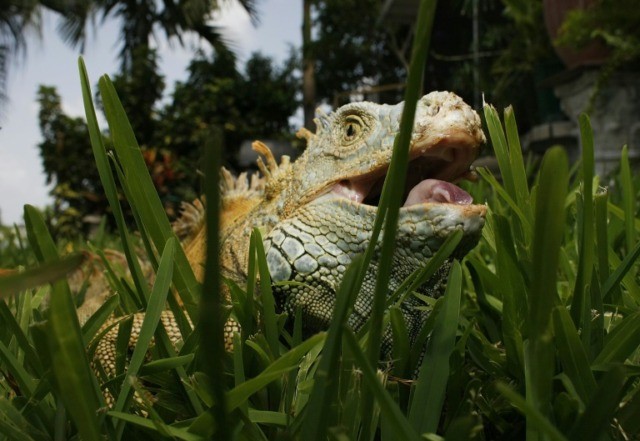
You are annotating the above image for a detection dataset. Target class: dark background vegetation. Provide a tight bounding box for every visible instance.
[2,0,639,237]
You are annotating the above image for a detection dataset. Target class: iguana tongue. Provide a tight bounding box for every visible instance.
[403,179,473,207]
[331,178,473,206]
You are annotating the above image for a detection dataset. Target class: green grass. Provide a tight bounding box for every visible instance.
[2,3,640,440]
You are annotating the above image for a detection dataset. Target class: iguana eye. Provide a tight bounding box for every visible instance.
[343,115,364,143]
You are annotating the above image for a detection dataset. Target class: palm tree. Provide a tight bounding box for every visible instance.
[0,0,259,107]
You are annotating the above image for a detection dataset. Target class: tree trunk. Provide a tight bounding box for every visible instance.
[302,0,316,131]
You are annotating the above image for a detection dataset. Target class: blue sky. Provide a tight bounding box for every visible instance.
[0,0,301,225]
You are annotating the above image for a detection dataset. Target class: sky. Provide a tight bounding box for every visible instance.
[0,0,301,225]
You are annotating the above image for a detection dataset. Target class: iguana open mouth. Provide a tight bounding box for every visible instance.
[331,137,478,208]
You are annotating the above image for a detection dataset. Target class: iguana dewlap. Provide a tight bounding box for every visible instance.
[178,91,486,354]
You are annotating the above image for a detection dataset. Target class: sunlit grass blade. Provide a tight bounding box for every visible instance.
[0,252,86,297]
[409,261,462,434]
[97,74,199,315]
[23,205,103,441]
[78,58,152,306]
[483,104,516,202]
[253,228,279,359]
[504,106,531,220]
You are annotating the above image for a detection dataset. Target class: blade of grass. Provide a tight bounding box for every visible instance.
[592,310,640,365]
[571,114,596,328]
[301,256,364,441]
[620,145,636,253]
[199,129,228,438]
[527,147,568,430]
[552,306,596,404]
[226,332,324,412]
[495,382,567,441]
[361,0,438,437]
[601,239,640,301]
[343,329,421,441]
[409,260,462,434]
[0,253,86,297]
[97,74,199,315]
[569,366,626,441]
[112,238,176,436]
[24,205,103,441]
[78,58,151,307]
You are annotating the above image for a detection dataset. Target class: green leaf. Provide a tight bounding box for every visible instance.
[113,238,176,431]
[409,261,462,433]
[526,146,568,423]
[24,204,103,441]
[108,411,205,441]
[226,332,324,412]
[97,74,199,315]
[0,253,86,297]
[552,306,596,404]
[344,330,421,441]
[569,366,626,441]
[593,310,640,365]
[495,382,568,441]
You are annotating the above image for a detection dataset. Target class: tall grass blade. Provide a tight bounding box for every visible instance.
[23,205,103,441]
[592,310,640,365]
[571,114,596,327]
[301,256,364,441]
[112,239,176,435]
[569,366,626,441]
[199,129,229,438]
[409,261,462,433]
[495,382,568,441]
[527,147,569,430]
[552,306,596,404]
[620,145,636,253]
[97,75,199,315]
[343,330,420,441]
[361,0,438,436]
[78,58,152,306]
[0,253,86,297]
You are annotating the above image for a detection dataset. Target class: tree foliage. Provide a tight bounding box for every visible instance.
[37,51,299,237]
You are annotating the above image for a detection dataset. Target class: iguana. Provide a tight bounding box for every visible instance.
[89,91,486,394]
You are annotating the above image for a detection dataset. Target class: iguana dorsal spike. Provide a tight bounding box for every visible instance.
[252,141,278,177]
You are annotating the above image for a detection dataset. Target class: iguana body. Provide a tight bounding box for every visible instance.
[91,91,486,390]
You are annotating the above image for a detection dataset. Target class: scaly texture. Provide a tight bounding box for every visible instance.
[89,91,487,393]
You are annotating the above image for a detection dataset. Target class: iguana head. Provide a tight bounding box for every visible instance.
[248,91,486,352]
[288,91,485,211]
[182,92,485,353]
